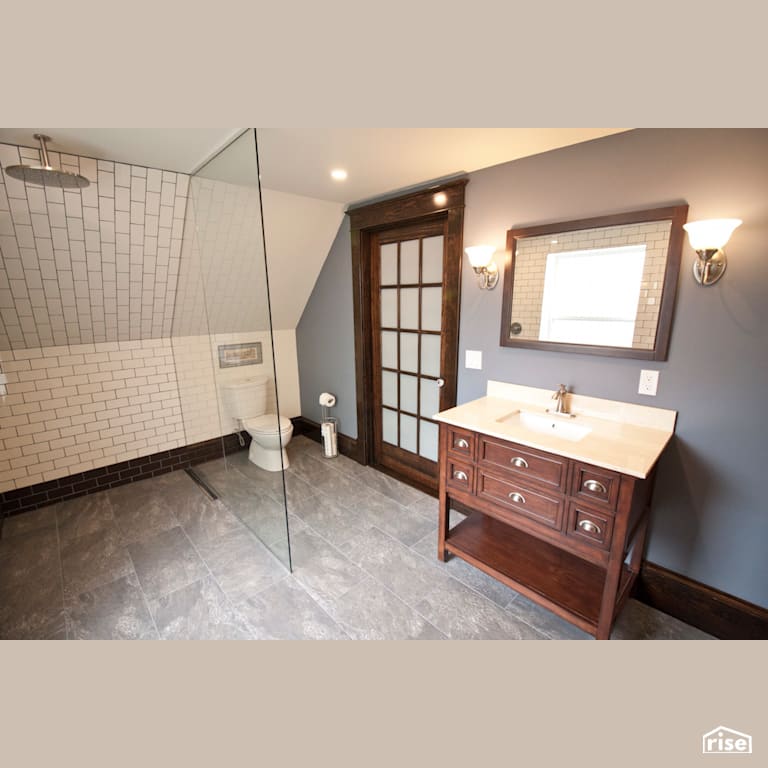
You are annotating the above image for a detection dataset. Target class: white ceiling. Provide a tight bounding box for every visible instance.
[0,127,629,205]
[256,128,629,204]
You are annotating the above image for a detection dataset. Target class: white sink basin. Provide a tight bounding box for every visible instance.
[496,410,592,442]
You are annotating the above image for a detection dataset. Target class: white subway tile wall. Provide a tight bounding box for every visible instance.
[0,142,188,350]
[0,142,298,495]
[0,339,185,493]
[170,335,221,445]
[172,176,271,338]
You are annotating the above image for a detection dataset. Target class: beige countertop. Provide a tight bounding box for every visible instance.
[433,382,677,479]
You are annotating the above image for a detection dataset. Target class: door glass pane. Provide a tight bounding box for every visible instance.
[381,243,397,284]
[400,332,418,372]
[381,330,397,368]
[422,236,444,283]
[421,286,442,331]
[421,334,440,377]
[400,413,417,453]
[380,288,397,327]
[382,408,398,445]
[420,377,439,418]
[382,370,397,408]
[400,373,418,414]
[400,239,419,283]
[419,420,439,461]
[400,287,419,329]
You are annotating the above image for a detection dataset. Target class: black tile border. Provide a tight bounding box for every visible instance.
[0,432,250,522]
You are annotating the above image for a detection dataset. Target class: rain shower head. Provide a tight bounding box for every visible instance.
[3,133,90,189]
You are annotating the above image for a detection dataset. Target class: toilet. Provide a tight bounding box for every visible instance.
[221,376,293,471]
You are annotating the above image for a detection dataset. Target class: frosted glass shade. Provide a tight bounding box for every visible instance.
[465,245,495,268]
[683,219,742,250]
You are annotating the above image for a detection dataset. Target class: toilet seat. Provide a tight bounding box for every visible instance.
[244,414,292,434]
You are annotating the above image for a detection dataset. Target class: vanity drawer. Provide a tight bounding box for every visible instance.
[565,501,614,550]
[478,436,567,492]
[570,462,621,511]
[477,470,564,531]
[445,459,474,494]
[446,427,476,460]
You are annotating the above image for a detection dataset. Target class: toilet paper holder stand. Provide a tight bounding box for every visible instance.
[319,393,339,459]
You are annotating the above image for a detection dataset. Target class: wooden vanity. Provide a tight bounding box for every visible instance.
[435,383,676,640]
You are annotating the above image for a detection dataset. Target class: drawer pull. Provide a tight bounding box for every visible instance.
[453,470,468,482]
[508,492,526,504]
[578,519,602,535]
[510,457,529,469]
[583,479,607,495]
[454,438,469,449]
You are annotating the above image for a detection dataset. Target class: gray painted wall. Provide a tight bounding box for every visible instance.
[296,129,768,607]
[296,216,358,437]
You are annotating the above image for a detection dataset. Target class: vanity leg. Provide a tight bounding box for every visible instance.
[596,566,621,640]
[628,514,650,578]
[437,492,448,561]
[596,479,635,639]
[437,424,449,561]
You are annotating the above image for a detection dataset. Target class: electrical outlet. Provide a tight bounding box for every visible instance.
[638,369,659,396]
[465,350,482,370]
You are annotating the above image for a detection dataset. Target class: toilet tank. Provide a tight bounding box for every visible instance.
[221,375,269,423]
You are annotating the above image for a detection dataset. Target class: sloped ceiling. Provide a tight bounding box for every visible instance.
[192,129,344,332]
[0,139,342,349]
[262,189,343,330]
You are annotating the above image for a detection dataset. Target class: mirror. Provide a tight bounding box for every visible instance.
[499,205,688,360]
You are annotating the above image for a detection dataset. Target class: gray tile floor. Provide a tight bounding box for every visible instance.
[0,436,714,640]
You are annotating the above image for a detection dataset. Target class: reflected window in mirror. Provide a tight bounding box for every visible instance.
[500,206,688,361]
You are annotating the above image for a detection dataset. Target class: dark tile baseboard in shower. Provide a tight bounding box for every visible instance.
[0,433,251,523]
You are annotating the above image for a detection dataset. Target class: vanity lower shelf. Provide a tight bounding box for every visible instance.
[445,512,634,633]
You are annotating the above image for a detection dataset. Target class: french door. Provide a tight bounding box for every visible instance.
[371,220,459,491]
[349,179,466,494]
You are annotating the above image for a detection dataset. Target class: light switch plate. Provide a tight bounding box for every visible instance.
[638,369,659,396]
[465,350,483,370]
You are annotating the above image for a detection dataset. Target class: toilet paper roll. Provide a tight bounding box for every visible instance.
[319,392,337,408]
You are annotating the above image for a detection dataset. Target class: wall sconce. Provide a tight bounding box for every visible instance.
[465,245,499,290]
[683,218,742,286]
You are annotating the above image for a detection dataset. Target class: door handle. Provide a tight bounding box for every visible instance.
[437,378,445,388]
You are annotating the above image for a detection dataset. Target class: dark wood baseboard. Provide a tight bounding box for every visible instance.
[291,416,360,462]
[633,561,768,640]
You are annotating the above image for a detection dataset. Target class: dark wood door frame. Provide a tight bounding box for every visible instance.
[348,178,467,492]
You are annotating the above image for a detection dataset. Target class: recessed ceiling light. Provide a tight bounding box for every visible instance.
[330,168,347,181]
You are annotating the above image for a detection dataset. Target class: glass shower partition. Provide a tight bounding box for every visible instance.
[170,129,291,569]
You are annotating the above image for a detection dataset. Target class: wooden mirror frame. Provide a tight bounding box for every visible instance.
[499,204,689,361]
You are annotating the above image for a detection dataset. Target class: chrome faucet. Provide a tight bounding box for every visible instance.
[551,384,569,415]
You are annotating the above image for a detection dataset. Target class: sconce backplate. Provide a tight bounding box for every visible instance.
[693,249,727,286]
